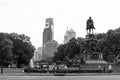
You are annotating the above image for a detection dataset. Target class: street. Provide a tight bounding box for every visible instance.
[0,75,120,80]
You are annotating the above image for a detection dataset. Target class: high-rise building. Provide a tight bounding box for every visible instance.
[33,47,42,61]
[64,28,76,43]
[43,18,54,60]
[45,18,54,39]
[44,40,58,60]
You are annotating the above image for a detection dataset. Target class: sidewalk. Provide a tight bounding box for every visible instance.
[0,73,53,76]
[0,72,120,76]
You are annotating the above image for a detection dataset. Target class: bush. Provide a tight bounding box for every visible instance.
[24,68,104,73]
[24,68,47,73]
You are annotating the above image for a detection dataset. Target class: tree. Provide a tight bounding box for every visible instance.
[95,33,106,40]
[95,28,120,62]
[53,38,81,66]
[0,39,13,67]
[0,33,35,67]
[54,44,66,62]
[9,33,35,67]
[65,38,80,59]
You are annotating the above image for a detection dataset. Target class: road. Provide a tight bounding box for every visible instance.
[0,75,120,80]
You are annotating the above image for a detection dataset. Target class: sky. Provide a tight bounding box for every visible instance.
[0,0,120,48]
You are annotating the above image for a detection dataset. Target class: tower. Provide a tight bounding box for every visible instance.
[44,40,58,60]
[43,18,54,59]
[45,18,54,39]
[64,28,76,43]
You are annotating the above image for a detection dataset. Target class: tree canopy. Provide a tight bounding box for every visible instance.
[0,33,35,67]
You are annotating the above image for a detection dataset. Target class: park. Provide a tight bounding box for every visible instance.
[0,17,120,77]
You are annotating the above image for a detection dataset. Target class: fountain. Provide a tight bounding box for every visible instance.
[29,59,34,68]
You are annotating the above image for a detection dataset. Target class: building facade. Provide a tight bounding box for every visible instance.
[43,18,55,60]
[33,47,42,61]
[44,40,58,60]
[64,28,76,43]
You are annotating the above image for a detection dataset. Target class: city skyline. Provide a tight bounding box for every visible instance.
[0,0,120,48]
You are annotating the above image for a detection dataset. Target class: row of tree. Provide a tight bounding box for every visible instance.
[53,27,120,65]
[0,33,35,68]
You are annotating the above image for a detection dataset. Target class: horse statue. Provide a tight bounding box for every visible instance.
[86,17,95,34]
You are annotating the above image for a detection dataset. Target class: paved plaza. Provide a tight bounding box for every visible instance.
[0,75,120,80]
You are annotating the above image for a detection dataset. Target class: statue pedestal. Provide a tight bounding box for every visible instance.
[86,60,107,64]
[85,52,107,64]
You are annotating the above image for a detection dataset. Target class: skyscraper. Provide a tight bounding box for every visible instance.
[33,47,42,61]
[44,40,58,60]
[45,18,54,39]
[43,18,54,59]
[64,28,76,43]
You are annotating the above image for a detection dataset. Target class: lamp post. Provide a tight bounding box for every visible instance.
[28,65,30,74]
[0,59,3,73]
[15,55,18,68]
[1,66,3,73]
[79,59,81,74]
[79,63,81,74]
[0,58,4,74]
[53,63,56,76]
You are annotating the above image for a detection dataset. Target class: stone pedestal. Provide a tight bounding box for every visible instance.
[85,52,107,64]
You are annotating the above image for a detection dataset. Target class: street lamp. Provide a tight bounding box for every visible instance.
[79,59,81,74]
[15,55,18,68]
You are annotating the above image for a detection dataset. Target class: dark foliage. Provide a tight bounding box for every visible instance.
[0,33,35,67]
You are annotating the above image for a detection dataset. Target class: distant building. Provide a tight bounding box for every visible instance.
[44,40,58,60]
[42,18,55,60]
[33,47,42,61]
[43,28,52,45]
[64,28,76,43]
[45,18,54,39]
[45,18,54,33]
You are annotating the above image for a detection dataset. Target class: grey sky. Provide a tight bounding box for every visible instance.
[0,0,120,48]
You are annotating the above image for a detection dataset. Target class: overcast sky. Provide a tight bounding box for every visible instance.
[0,0,120,48]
